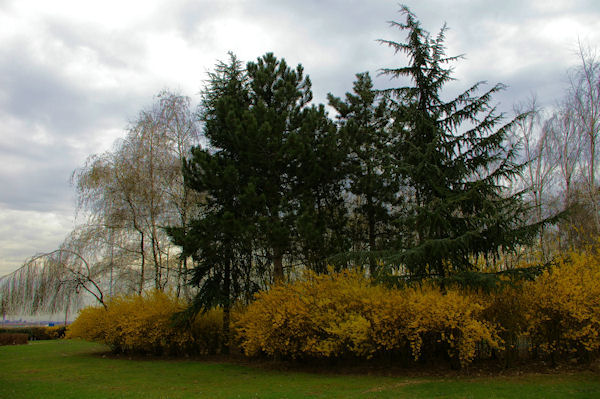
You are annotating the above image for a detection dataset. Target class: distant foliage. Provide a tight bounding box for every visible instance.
[0,333,28,346]
[235,270,500,367]
[0,326,65,341]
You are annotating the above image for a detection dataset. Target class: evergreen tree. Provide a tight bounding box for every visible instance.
[242,53,312,281]
[292,103,350,273]
[381,7,540,278]
[328,72,398,274]
[167,54,259,352]
[242,53,348,279]
[170,53,349,347]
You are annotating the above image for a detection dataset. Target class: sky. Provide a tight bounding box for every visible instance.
[1,0,599,277]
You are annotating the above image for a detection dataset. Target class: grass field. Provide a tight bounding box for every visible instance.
[1,340,599,398]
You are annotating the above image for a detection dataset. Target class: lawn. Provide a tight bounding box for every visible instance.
[1,340,599,398]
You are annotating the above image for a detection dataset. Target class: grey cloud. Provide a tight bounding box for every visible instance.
[43,17,147,72]
[0,0,599,278]
[0,40,152,137]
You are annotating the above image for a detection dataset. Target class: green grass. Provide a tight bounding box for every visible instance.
[1,340,599,398]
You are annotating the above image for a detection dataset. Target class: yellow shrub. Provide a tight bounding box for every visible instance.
[66,305,109,342]
[523,249,600,358]
[235,270,501,367]
[68,290,195,355]
[403,285,500,367]
[191,307,225,355]
[236,269,382,359]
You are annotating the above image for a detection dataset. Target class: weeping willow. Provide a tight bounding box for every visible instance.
[0,253,84,317]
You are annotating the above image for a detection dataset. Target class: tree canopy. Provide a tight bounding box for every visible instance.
[379,6,542,278]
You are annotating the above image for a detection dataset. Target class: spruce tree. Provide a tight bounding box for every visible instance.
[382,7,539,279]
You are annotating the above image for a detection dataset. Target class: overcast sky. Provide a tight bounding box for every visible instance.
[1,0,599,276]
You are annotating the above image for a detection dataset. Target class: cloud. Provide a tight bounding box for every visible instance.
[0,0,599,278]
[0,209,74,276]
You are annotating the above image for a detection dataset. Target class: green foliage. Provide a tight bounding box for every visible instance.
[380,7,540,278]
[328,72,399,274]
[168,53,260,352]
[170,52,351,352]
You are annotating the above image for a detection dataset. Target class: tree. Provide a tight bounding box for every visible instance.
[566,43,600,233]
[168,54,260,352]
[292,102,350,273]
[0,225,131,319]
[170,53,351,348]
[73,90,201,294]
[328,72,398,274]
[242,53,318,281]
[381,7,541,278]
[512,97,556,259]
[153,91,202,297]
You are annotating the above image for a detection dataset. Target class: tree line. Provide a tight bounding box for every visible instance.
[1,7,598,321]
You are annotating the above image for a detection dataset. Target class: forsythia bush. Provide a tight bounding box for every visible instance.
[236,270,383,359]
[190,307,225,355]
[523,249,600,359]
[402,286,500,367]
[65,248,600,365]
[235,270,500,367]
[68,290,221,355]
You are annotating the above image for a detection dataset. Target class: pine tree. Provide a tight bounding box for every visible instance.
[167,54,259,352]
[171,52,349,340]
[328,72,398,274]
[292,103,350,273]
[242,53,313,281]
[382,7,540,279]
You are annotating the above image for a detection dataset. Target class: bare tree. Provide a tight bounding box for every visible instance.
[568,42,600,231]
[153,91,203,298]
[72,90,201,295]
[546,102,584,248]
[513,97,556,258]
[0,224,138,319]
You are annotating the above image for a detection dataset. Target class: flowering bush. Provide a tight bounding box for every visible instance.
[523,249,600,360]
[403,285,500,367]
[235,270,500,367]
[66,248,600,365]
[190,307,225,355]
[67,290,222,355]
[235,269,381,359]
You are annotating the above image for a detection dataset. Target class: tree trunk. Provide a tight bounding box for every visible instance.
[222,259,231,354]
[273,249,284,283]
[138,230,145,295]
[367,195,377,276]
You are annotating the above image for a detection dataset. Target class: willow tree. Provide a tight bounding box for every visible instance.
[382,7,542,278]
[0,225,126,320]
[74,90,201,294]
